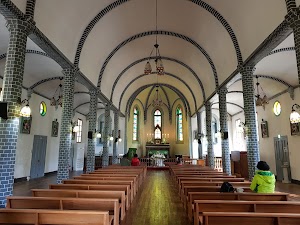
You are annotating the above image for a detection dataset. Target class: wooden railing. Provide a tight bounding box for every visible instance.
[140,158,177,167]
[215,157,223,172]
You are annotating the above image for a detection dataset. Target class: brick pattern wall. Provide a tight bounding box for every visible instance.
[218,87,231,175]
[57,68,76,184]
[102,105,110,167]
[205,102,214,168]
[112,111,119,164]
[285,0,296,13]
[196,112,203,159]
[86,89,97,172]
[286,8,300,84]
[0,19,31,208]
[25,0,36,19]
[240,66,260,180]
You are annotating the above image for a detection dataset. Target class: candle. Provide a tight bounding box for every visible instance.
[167,134,169,138]
[147,133,149,137]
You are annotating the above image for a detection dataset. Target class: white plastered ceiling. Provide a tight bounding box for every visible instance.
[0,0,297,116]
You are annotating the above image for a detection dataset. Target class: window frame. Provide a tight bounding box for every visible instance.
[176,106,184,143]
[76,118,83,143]
[133,106,139,141]
[153,109,162,140]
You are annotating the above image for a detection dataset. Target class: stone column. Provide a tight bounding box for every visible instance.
[56,68,77,184]
[205,102,214,168]
[196,112,203,159]
[239,66,260,179]
[286,6,300,84]
[112,111,119,164]
[86,89,97,172]
[102,104,110,167]
[218,87,231,175]
[0,19,32,208]
[124,112,128,154]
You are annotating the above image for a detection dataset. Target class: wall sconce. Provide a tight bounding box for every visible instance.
[18,98,31,117]
[71,121,79,133]
[109,135,114,141]
[290,104,300,124]
[94,129,101,138]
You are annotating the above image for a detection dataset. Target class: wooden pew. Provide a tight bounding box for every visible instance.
[0,209,112,225]
[187,192,289,222]
[194,200,300,225]
[6,196,119,225]
[50,183,131,209]
[79,174,139,191]
[89,171,143,185]
[31,189,126,219]
[177,177,245,187]
[59,179,134,202]
[99,166,147,178]
[201,212,300,225]
[182,186,252,206]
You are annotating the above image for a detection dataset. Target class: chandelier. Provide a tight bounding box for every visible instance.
[50,78,63,109]
[144,0,164,76]
[255,76,268,110]
[152,85,163,107]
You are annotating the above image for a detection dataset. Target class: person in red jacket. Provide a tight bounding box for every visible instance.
[131,154,140,166]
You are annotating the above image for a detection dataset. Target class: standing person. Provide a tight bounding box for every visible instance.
[120,153,130,166]
[131,154,140,166]
[250,161,276,193]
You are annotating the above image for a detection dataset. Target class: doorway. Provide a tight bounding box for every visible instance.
[274,136,291,181]
[30,135,47,179]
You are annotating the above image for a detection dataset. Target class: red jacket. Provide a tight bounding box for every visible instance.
[131,157,140,166]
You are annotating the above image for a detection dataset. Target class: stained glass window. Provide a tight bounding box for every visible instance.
[176,107,183,141]
[133,107,139,141]
[154,109,162,139]
[40,101,47,116]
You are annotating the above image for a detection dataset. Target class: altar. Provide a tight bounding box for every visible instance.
[146,144,170,158]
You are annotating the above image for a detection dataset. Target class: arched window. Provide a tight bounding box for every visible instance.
[176,107,183,141]
[133,107,139,141]
[154,109,162,139]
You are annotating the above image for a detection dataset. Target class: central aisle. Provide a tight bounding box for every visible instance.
[121,170,191,225]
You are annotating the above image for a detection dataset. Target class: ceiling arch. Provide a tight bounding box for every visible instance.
[110,56,206,101]
[118,72,197,114]
[125,83,190,117]
[118,71,197,110]
[211,102,244,111]
[96,30,218,89]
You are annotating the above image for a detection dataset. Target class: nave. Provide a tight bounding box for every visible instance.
[9,166,300,225]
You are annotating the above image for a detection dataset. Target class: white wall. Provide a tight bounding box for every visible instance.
[256,88,300,180]
[12,88,87,179]
[231,111,247,152]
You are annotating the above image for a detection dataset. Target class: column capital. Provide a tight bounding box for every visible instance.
[204,101,211,108]
[237,65,256,74]
[89,88,98,95]
[217,86,228,95]
[62,66,79,76]
[285,7,300,28]
[5,18,34,35]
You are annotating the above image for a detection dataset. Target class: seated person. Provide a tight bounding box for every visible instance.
[131,154,141,166]
[250,161,275,193]
[120,153,130,166]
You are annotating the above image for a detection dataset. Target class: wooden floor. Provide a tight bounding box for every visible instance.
[12,170,300,224]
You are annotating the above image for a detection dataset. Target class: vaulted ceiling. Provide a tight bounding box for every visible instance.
[0,0,298,116]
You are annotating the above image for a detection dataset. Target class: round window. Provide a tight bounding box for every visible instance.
[273,101,281,116]
[40,101,47,116]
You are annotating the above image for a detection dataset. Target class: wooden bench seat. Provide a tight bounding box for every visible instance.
[6,196,120,225]
[177,177,245,187]
[187,192,289,222]
[59,179,134,202]
[31,189,126,219]
[194,200,300,225]
[79,174,139,191]
[201,212,300,225]
[0,209,112,225]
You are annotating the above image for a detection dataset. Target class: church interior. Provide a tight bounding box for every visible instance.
[1,0,300,224]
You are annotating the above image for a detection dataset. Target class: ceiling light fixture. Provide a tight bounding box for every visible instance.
[19,98,31,117]
[50,78,63,109]
[144,0,164,76]
[152,85,163,107]
[255,76,269,110]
